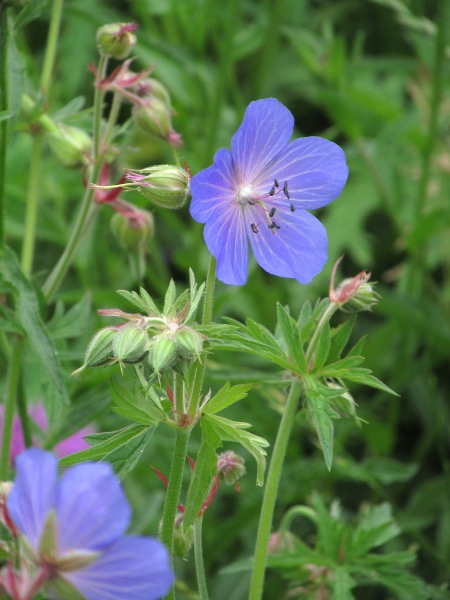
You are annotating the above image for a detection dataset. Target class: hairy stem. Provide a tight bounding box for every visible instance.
[0,1,9,252]
[194,517,209,600]
[248,379,303,600]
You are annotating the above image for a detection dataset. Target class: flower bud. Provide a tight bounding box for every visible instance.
[125,165,190,209]
[110,209,154,251]
[217,451,246,485]
[112,325,149,364]
[46,124,92,168]
[174,523,194,558]
[329,256,378,312]
[150,337,177,373]
[81,327,117,370]
[96,22,137,59]
[134,78,171,106]
[133,97,172,139]
[176,327,204,359]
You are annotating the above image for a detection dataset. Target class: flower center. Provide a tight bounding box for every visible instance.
[236,180,295,234]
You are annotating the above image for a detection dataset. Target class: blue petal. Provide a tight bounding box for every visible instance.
[7,449,57,550]
[230,99,294,183]
[63,536,174,600]
[203,204,249,285]
[55,462,130,554]
[248,209,328,283]
[254,137,348,209]
[190,148,237,224]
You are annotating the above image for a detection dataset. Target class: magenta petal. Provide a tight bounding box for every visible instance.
[231,99,294,182]
[63,536,174,600]
[55,462,130,554]
[203,205,249,285]
[190,148,237,224]
[249,209,328,283]
[7,449,58,550]
[256,136,348,209]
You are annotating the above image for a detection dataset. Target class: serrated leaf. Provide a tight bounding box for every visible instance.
[47,293,91,339]
[139,287,160,315]
[205,414,269,485]
[103,426,155,479]
[276,303,306,373]
[183,419,221,529]
[111,380,165,425]
[331,567,355,600]
[163,280,176,314]
[327,315,356,365]
[14,0,51,30]
[307,395,335,470]
[342,372,398,395]
[346,334,367,357]
[203,382,254,415]
[314,356,365,378]
[0,247,66,400]
[59,424,147,466]
[312,322,331,371]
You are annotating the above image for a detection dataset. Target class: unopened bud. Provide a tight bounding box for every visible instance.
[150,337,177,373]
[134,78,171,106]
[111,209,154,251]
[176,327,204,359]
[217,451,246,485]
[174,523,194,558]
[267,530,296,554]
[112,325,149,363]
[133,97,174,141]
[124,165,190,209]
[81,327,117,370]
[96,22,137,59]
[46,124,92,168]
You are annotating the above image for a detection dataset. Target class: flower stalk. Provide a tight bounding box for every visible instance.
[194,517,209,600]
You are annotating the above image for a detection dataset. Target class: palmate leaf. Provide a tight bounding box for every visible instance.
[204,414,269,486]
[306,391,339,471]
[111,380,165,425]
[203,382,254,415]
[183,418,222,530]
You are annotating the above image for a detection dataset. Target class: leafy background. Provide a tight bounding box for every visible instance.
[2,0,450,598]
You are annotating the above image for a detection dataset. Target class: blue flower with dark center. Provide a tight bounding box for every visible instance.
[190,98,348,285]
[6,449,173,600]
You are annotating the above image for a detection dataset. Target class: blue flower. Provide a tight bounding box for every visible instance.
[190,98,348,285]
[6,449,174,600]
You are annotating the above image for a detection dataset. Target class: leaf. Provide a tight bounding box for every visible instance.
[327,315,356,365]
[203,382,253,415]
[59,424,148,466]
[103,426,155,479]
[306,395,335,471]
[163,279,177,314]
[14,0,51,30]
[312,322,331,371]
[331,567,355,600]
[343,372,398,395]
[52,96,86,120]
[0,247,66,400]
[205,414,269,486]
[0,111,13,122]
[183,419,222,529]
[47,293,91,339]
[276,303,306,373]
[111,380,165,425]
[314,356,365,378]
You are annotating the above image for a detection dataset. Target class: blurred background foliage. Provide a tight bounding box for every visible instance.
[3,0,450,598]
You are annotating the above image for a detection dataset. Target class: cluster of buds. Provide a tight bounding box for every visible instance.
[92,23,182,148]
[329,256,379,312]
[72,277,206,377]
[217,451,246,489]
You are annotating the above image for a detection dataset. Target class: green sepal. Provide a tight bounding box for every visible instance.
[112,325,148,363]
[83,327,117,367]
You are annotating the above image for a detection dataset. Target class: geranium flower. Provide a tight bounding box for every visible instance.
[6,449,173,600]
[190,98,348,285]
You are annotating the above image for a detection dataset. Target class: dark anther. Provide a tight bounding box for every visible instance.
[268,223,276,230]
[283,181,290,199]
[274,179,279,187]
[272,221,281,230]
[248,200,255,205]
[251,223,259,233]
[269,207,276,218]
[269,186,276,196]
[290,204,295,212]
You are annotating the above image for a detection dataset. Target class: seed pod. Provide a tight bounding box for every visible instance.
[112,325,149,363]
[150,337,177,373]
[83,327,117,367]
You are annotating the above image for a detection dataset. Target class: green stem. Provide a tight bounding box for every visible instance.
[42,56,107,302]
[102,90,121,147]
[278,505,318,535]
[39,0,64,97]
[194,517,209,600]
[0,337,24,479]
[174,372,184,413]
[16,379,32,448]
[160,428,190,600]
[187,255,216,417]
[21,135,43,276]
[0,2,9,252]
[248,379,303,600]
[305,302,338,365]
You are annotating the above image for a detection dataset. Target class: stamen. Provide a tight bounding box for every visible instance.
[248,200,255,205]
[283,181,290,199]
[268,223,276,230]
[274,179,279,187]
[251,223,259,233]
[269,207,276,218]
[269,186,276,196]
[290,204,295,212]
[272,221,281,230]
